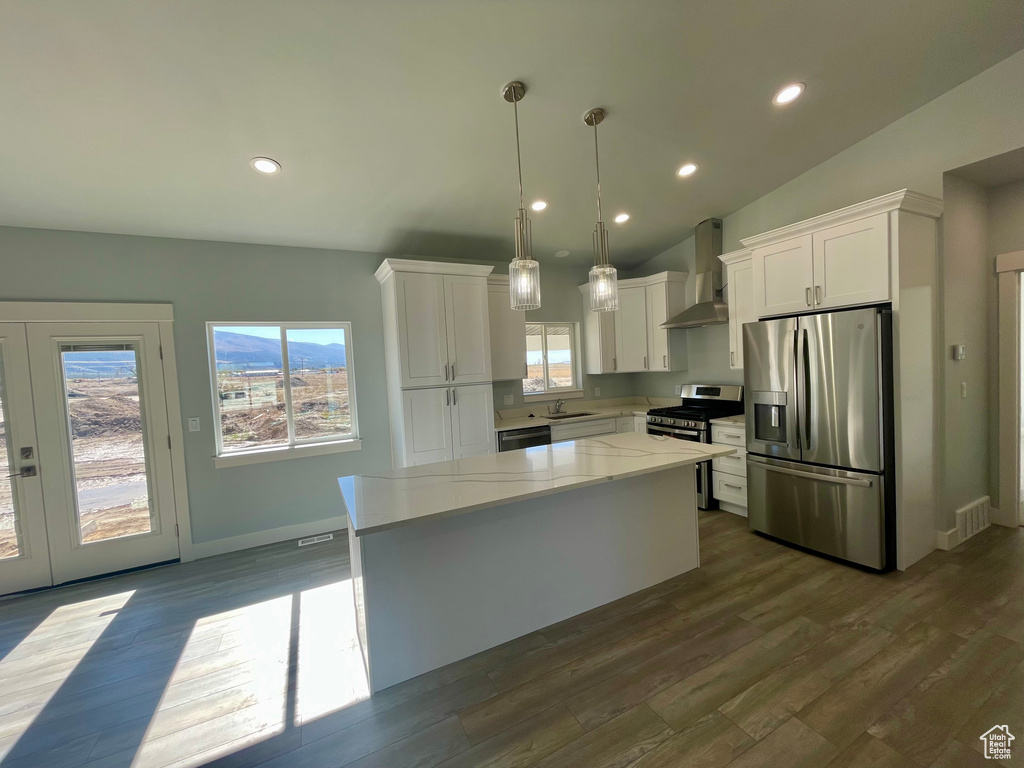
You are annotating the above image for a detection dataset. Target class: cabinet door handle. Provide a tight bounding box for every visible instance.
[445,389,450,406]
[643,356,648,370]
[723,482,743,491]
[662,354,667,368]
[612,357,616,371]
[722,433,743,440]
[805,287,812,307]
[815,286,822,305]
[524,362,528,378]
[452,388,457,405]
[444,364,449,381]
[731,350,735,366]
[451,363,456,380]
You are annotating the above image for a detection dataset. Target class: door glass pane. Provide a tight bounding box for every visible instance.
[544,325,575,389]
[212,326,288,452]
[62,346,153,543]
[286,328,352,441]
[0,347,22,559]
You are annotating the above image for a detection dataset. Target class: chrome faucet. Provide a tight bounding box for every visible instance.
[552,399,566,414]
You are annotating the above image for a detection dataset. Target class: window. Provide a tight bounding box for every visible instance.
[207,323,359,463]
[524,323,580,396]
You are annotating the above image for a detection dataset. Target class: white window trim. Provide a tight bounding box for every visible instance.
[207,321,359,465]
[523,321,583,401]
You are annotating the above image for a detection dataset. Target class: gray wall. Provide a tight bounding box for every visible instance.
[0,225,631,546]
[940,174,994,519]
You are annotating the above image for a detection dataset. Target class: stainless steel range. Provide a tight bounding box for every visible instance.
[647,384,743,509]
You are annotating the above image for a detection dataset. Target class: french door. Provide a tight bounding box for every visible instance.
[0,322,179,594]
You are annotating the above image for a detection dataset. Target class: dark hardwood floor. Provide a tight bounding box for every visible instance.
[1,510,1022,768]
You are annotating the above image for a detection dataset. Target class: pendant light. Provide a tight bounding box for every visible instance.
[584,108,618,312]
[502,81,541,310]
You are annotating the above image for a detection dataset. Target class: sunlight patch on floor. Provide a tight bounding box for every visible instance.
[296,579,368,724]
[128,593,293,768]
[0,590,135,759]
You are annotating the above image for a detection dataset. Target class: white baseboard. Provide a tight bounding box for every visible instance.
[192,516,348,560]
[990,505,1018,528]
[935,497,990,551]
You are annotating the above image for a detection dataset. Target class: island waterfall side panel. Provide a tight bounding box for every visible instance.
[356,466,698,692]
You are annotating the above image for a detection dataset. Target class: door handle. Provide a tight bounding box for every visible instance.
[815,286,822,305]
[444,364,449,381]
[731,350,735,366]
[805,287,812,307]
[663,354,667,368]
[612,357,616,371]
[643,356,648,370]
[451,363,456,380]
[445,389,449,406]
[754,461,873,488]
[7,465,36,479]
[524,363,528,378]
[452,388,457,405]
[723,482,743,491]
[801,329,811,450]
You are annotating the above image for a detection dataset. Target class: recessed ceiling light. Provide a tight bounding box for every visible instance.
[555,250,571,258]
[677,163,698,177]
[531,200,547,211]
[614,213,630,223]
[250,157,281,174]
[772,83,805,106]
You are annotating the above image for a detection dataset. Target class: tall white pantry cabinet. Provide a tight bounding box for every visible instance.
[376,259,496,468]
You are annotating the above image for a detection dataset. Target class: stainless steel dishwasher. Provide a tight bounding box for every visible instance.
[497,425,552,452]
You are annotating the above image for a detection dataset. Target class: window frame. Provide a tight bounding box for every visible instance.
[206,322,360,467]
[523,321,585,401]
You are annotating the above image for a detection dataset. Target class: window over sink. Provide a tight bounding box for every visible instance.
[524,322,582,399]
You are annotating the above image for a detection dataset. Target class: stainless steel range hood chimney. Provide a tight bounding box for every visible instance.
[661,217,728,329]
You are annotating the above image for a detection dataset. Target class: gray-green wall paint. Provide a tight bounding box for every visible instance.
[0,225,632,546]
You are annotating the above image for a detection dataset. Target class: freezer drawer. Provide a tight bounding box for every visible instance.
[746,455,886,569]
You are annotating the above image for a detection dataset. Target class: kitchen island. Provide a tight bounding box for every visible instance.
[339,432,734,692]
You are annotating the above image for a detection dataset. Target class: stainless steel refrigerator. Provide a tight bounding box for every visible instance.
[742,306,896,570]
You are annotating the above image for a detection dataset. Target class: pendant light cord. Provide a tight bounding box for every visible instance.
[593,123,603,223]
[514,99,525,212]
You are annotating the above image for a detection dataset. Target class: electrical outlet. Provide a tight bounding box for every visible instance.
[187,417,200,432]
[674,385,682,395]
[503,394,514,406]
[594,387,601,397]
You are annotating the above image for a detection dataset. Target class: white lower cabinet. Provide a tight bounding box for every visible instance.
[616,416,633,433]
[400,385,494,466]
[634,415,647,433]
[711,422,747,516]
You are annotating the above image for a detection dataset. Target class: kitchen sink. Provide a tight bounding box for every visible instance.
[545,412,596,420]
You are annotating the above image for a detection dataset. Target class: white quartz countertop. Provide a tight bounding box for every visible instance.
[494,405,648,432]
[709,414,746,426]
[339,432,735,537]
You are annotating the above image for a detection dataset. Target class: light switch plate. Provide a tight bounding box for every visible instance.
[674,385,682,395]
[503,394,514,406]
[952,344,966,361]
[594,387,601,397]
[188,417,201,432]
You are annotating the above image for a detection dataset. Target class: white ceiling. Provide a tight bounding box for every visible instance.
[2,1,1022,268]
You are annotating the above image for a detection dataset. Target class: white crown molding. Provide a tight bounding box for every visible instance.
[739,189,944,250]
[0,301,173,323]
[719,248,752,266]
[375,258,494,282]
[576,270,688,292]
[487,274,510,285]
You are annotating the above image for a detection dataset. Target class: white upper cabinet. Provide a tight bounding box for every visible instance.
[579,287,618,374]
[743,195,921,320]
[378,260,493,390]
[444,275,492,384]
[812,213,890,309]
[721,249,754,370]
[614,286,649,372]
[579,272,687,374]
[395,272,450,388]
[752,235,814,318]
[487,276,527,381]
[450,384,495,459]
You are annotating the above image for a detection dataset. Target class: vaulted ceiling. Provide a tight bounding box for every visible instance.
[2,1,1022,267]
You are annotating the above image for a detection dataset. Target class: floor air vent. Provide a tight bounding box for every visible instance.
[298,533,334,547]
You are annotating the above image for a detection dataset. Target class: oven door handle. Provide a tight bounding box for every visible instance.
[647,424,704,439]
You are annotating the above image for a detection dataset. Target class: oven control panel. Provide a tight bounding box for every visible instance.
[647,416,702,429]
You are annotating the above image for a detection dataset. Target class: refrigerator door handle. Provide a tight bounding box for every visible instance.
[754,460,873,488]
[794,329,803,451]
[800,328,812,451]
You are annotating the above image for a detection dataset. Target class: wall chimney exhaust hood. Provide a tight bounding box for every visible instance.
[661,218,727,329]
